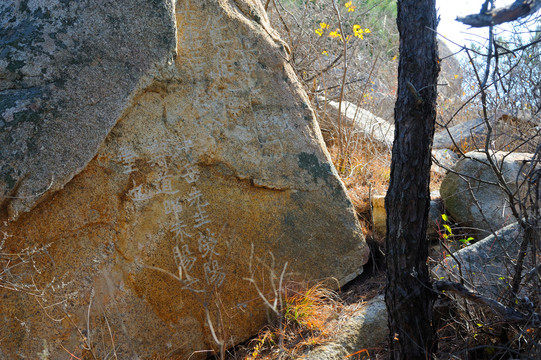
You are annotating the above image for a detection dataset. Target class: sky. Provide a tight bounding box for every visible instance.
[435,0,516,53]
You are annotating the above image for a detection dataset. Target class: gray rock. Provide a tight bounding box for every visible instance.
[440,150,535,236]
[433,117,488,151]
[327,100,395,148]
[428,191,445,240]
[433,222,522,299]
[302,295,388,360]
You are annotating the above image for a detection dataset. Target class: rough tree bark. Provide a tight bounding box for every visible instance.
[457,0,541,27]
[384,0,440,358]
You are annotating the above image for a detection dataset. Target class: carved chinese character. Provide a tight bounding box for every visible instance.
[170,219,193,241]
[173,244,196,274]
[181,162,200,184]
[185,186,203,207]
[197,229,219,258]
[204,260,226,288]
[175,135,194,155]
[117,146,138,174]
[128,182,154,202]
[163,198,183,216]
[154,171,178,195]
[193,201,211,229]
[182,274,203,293]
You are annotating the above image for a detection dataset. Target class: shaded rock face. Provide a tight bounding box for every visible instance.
[0,1,369,358]
[440,151,535,237]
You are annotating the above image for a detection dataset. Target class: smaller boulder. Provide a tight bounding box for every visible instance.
[302,294,387,360]
[433,117,489,151]
[433,222,521,299]
[440,151,536,236]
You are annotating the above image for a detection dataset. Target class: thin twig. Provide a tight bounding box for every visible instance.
[434,280,541,325]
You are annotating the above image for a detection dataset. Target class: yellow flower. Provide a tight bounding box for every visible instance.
[345,1,352,7]
[320,22,329,29]
[353,25,369,39]
[329,30,341,39]
[345,1,356,12]
[454,74,459,79]
[322,50,328,56]
[315,28,323,36]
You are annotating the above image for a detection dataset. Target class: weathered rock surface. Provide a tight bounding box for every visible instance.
[440,151,535,236]
[0,1,369,359]
[302,295,388,360]
[433,222,522,299]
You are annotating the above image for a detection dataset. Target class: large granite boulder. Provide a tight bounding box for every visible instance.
[433,117,490,151]
[0,1,369,358]
[440,151,535,237]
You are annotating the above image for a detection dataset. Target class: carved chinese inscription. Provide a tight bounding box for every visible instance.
[113,137,226,294]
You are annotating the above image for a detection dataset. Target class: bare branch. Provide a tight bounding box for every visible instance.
[434,280,541,325]
[456,0,541,27]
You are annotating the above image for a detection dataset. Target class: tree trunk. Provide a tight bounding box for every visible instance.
[385,0,440,359]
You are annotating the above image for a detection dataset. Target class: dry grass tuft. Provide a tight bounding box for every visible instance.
[229,281,344,359]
